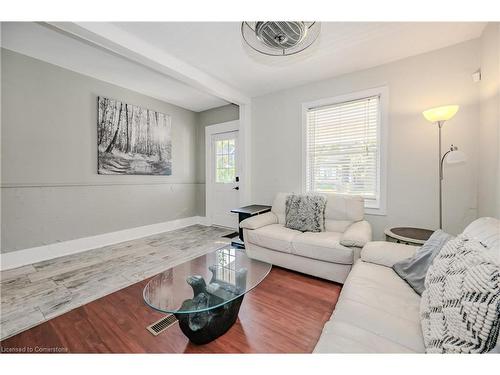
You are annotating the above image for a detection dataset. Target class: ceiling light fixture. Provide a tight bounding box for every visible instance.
[241,21,321,56]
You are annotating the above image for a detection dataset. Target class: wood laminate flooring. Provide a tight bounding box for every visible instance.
[1,267,341,353]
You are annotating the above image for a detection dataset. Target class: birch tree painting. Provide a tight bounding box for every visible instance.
[97,96,172,175]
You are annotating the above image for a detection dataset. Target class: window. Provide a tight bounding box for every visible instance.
[215,138,236,183]
[303,88,387,213]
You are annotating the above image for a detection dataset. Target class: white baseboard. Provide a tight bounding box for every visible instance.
[0,216,207,271]
[197,216,211,226]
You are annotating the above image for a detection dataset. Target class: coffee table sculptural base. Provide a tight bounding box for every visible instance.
[176,266,247,344]
[143,246,271,345]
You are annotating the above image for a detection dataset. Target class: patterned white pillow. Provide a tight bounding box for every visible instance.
[420,235,500,353]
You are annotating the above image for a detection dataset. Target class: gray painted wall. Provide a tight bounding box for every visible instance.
[195,104,239,215]
[478,23,500,218]
[1,49,203,252]
[251,39,481,239]
[3,33,493,252]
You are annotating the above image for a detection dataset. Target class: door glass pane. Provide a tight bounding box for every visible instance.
[217,156,224,168]
[228,140,235,154]
[215,138,236,183]
[216,141,223,154]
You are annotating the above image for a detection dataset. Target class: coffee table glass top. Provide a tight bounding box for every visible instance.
[143,246,272,314]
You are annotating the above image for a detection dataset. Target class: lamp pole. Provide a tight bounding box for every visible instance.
[438,121,443,229]
[439,143,459,230]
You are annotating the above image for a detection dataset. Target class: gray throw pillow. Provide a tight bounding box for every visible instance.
[392,229,453,295]
[285,194,326,232]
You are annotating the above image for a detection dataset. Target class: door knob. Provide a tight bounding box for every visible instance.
[233,186,239,190]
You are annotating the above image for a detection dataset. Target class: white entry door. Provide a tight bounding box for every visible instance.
[209,130,239,229]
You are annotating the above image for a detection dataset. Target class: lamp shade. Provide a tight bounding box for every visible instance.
[422,105,459,123]
[445,150,467,164]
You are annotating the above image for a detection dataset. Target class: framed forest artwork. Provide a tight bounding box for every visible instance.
[97,96,172,175]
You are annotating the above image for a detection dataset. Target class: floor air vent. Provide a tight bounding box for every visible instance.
[146,314,178,336]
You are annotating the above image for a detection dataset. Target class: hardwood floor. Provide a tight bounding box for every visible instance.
[0,267,341,353]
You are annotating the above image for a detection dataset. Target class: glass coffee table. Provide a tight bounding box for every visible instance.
[143,246,272,344]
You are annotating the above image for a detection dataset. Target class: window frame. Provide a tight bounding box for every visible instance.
[301,86,388,216]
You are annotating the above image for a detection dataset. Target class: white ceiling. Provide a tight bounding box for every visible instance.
[0,22,229,112]
[1,22,487,111]
[113,22,487,98]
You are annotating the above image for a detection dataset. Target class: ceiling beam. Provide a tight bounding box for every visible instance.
[47,22,251,105]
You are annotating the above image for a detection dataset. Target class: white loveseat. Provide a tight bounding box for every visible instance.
[240,193,372,284]
[314,217,500,353]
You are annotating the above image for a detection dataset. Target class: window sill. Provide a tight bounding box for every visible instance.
[365,207,387,216]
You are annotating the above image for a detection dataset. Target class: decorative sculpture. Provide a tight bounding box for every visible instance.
[175,266,248,344]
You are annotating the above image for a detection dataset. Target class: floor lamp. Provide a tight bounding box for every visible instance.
[422,105,467,229]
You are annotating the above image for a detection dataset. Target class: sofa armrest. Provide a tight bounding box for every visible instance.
[340,220,372,248]
[361,241,419,268]
[240,212,278,230]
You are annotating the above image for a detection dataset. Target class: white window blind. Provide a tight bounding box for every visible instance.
[306,95,380,205]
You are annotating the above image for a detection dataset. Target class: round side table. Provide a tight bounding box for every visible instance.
[384,227,434,246]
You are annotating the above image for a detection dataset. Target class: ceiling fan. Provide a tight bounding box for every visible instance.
[241,21,321,56]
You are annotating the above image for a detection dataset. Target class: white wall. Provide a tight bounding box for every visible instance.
[251,39,481,238]
[478,23,500,218]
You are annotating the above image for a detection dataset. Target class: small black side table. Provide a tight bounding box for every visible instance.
[230,205,272,248]
[384,227,434,246]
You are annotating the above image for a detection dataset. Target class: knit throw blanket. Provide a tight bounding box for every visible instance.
[420,235,500,353]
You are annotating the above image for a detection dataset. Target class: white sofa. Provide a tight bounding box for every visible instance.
[314,217,500,353]
[240,192,372,284]
[314,241,425,352]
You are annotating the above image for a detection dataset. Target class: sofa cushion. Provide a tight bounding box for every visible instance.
[271,192,365,230]
[240,212,278,230]
[340,220,372,248]
[285,194,326,232]
[339,262,422,319]
[271,193,288,224]
[463,217,500,256]
[291,231,354,264]
[245,224,301,254]
[323,193,364,232]
[314,261,425,353]
[361,241,419,268]
[314,320,418,353]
